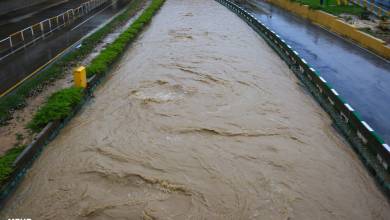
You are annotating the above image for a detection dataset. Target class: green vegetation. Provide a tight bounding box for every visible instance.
[0,0,165,187]
[0,0,146,124]
[27,87,83,132]
[0,145,25,183]
[27,0,167,131]
[87,0,165,77]
[291,0,365,16]
[359,27,390,42]
[15,133,23,141]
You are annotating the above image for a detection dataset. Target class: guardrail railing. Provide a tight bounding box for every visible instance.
[349,0,390,17]
[0,0,109,61]
[216,0,390,196]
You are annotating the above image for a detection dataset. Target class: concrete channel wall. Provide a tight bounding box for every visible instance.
[0,0,54,17]
[216,0,390,196]
[266,0,390,59]
[0,0,163,208]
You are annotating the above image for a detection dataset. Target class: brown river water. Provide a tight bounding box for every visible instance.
[2,0,389,219]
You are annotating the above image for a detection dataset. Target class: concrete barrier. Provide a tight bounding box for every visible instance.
[267,0,390,59]
[0,0,166,208]
[216,0,390,197]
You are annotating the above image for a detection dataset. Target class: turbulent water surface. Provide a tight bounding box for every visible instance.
[2,0,389,219]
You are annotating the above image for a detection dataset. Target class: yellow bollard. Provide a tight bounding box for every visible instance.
[336,0,347,6]
[73,66,87,88]
[338,0,348,5]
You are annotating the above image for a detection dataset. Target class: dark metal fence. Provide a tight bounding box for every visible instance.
[350,0,390,17]
[0,0,109,60]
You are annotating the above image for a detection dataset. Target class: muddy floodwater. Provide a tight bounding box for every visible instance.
[2,0,390,219]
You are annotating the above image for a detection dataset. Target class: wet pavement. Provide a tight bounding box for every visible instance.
[0,0,90,39]
[0,0,131,95]
[243,0,390,144]
[2,0,389,219]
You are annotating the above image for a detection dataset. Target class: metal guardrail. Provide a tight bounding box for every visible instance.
[0,0,109,61]
[376,0,390,9]
[349,0,390,17]
[216,0,390,195]
[0,0,133,207]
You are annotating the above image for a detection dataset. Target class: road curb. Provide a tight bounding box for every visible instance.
[216,0,390,198]
[0,0,166,209]
[265,0,390,60]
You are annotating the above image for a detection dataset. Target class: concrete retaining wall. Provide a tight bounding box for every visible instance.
[215,0,390,197]
[266,0,390,59]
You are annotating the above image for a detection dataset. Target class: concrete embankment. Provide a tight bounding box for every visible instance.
[243,0,390,145]
[2,0,389,219]
[263,0,390,59]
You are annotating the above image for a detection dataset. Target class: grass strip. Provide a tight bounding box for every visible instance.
[27,87,84,132]
[0,145,25,183]
[0,0,165,187]
[291,0,365,16]
[87,0,165,77]
[0,0,146,124]
[29,0,165,135]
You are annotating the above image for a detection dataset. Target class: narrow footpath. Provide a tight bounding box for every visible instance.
[2,0,389,219]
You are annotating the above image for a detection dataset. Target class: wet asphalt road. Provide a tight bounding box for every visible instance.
[243,0,390,144]
[0,0,130,96]
[3,0,389,218]
[0,0,90,39]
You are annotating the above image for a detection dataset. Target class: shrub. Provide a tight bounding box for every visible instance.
[27,87,84,132]
[28,0,166,131]
[0,0,166,191]
[0,145,25,183]
[0,0,145,124]
[86,0,165,78]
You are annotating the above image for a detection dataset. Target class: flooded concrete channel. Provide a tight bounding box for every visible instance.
[0,0,131,95]
[243,0,390,144]
[2,0,390,219]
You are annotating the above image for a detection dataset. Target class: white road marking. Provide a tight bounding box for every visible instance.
[71,3,112,31]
